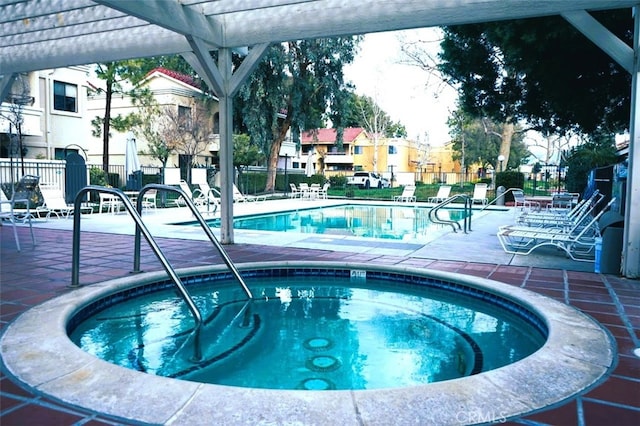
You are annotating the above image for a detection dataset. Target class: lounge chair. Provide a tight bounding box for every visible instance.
[233,184,266,202]
[427,185,451,203]
[37,183,92,219]
[194,183,219,213]
[177,180,207,208]
[516,191,603,228]
[0,174,39,251]
[497,197,615,261]
[471,183,488,205]
[393,185,416,203]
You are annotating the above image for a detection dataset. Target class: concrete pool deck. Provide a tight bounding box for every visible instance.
[1,198,639,425]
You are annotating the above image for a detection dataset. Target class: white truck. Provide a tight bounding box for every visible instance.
[346,172,389,189]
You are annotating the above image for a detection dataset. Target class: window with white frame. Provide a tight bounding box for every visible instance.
[388,145,398,154]
[53,81,77,112]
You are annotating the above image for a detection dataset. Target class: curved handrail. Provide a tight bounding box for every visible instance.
[71,186,204,360]
[428,194,472,233]
[132,184,253,299]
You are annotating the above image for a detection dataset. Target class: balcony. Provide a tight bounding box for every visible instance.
[323,151,353,164]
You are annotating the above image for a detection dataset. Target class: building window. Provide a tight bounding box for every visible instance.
[178,105,192,129]
[354,146,363,154]
[53,81,77,112]
[388,145,398,154]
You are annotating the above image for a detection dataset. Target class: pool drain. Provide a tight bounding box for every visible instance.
[299,377,335,390]
[306,355,341,372]
[303,337,333,351]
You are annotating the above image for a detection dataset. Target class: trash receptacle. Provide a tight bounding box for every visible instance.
[598,212,624,274]
[496,186,505,206]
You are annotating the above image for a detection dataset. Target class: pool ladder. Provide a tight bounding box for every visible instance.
[428,194,473,233]
[71,184,253,361]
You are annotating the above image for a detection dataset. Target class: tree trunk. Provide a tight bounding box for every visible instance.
[102,80,113,174]
[264,118,292,192]
[499,122,514,170]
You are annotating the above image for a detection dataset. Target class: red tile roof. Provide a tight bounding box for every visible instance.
[147,67,201,90]
[301,127,366,143]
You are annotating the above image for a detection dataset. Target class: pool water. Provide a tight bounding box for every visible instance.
[203,204,467,240]
[70,274,545,391]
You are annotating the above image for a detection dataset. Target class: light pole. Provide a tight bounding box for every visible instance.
[498,155,505,173]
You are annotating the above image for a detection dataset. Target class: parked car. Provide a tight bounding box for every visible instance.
[346,172,389,189]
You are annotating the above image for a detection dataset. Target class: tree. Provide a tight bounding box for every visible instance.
[91,57,200,174]
[133,91,173,179]
[159,102,214,181]
[448,110,529,173]
[91,62,137,173]
[235,37,361,192]
[343,92,407,138]
[564,131,617,193]
[438,9,632,136]
[0,74,34,178]
[233,134,265,192]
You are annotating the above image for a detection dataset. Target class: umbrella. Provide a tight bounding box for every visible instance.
[125,131,141,189]
[125,131,141,177]
[305,149,315,177]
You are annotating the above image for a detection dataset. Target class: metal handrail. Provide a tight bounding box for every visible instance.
[480,187,522,211]
[132,184,253,299]
[428,194,472,233]
[71,186,204,360]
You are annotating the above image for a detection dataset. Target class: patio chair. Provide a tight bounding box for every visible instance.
[0,174,39,251]
[471,183,488,205]
[141,189,157,213]
[298,183,311,200]
[497,197,615,262]
[427,185,451,203]
[233,183,266,202]
[547,193,574,211]
[317,182,330,199]
[37,183,92,219]
[393,185,416,203]
[288,183,300,198]
[512,189,539,212]
[98,192,124,214]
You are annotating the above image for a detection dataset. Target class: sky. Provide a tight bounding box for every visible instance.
[343,28,458,146]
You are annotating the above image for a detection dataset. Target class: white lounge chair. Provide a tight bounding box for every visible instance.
[428,185,451,203]
[516,191,603,228]
[471,183,488,205]
[497,198,615,262]
[37,183,92,219]
[194,183,219,213]
[233,184,266,202]
[393,185,416,203]
[0,174,39,251]
[177,180,207,207]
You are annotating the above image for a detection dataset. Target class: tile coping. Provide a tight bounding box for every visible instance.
[0,261,616,425]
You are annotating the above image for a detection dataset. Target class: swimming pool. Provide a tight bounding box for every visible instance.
[1,262,615,424]
[199,204,467,240]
